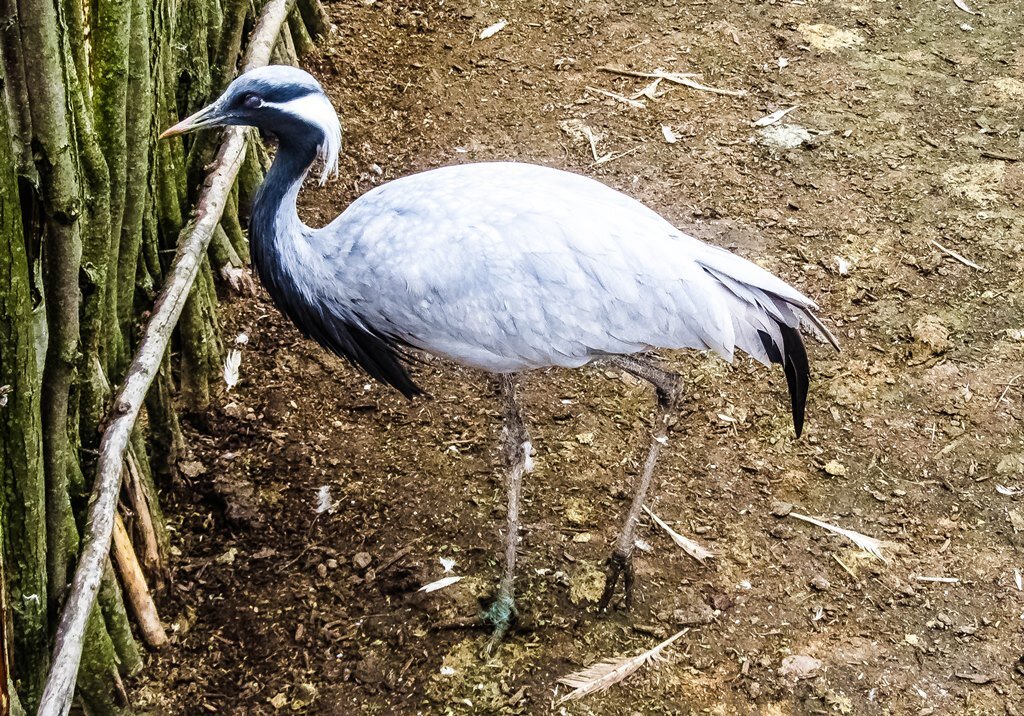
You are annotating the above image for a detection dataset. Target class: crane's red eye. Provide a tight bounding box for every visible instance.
[242,93,262,109]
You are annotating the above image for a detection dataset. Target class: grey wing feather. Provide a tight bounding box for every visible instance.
[313,162,837,374]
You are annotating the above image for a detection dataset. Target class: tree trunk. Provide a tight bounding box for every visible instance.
[0,57,48,713]
[0,0,330,710]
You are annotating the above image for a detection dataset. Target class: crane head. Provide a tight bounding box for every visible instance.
[161,65,341,184]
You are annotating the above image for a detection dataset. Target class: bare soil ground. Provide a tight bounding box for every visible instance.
[141,0,1024,713]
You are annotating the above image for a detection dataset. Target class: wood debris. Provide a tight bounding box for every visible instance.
[929,239,983,270]
[913,575,960,584]
[585,85,646,109]
[598,65,746,97]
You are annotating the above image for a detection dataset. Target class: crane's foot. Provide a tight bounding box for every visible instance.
[481,592,518,656]
[597,550,636,612]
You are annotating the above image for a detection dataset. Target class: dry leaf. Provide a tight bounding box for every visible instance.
[556,628,687,704]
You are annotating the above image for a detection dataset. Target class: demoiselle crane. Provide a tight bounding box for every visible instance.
[162,66,838,650]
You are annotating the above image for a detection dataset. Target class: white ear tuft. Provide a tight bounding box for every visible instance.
[266,92,342,185]
[315,97,342,185]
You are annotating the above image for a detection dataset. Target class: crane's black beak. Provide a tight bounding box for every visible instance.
[160,102,225,139]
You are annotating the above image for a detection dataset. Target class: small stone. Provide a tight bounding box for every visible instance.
[911,314,950,355]
[353,552,373,570]
[757,124,812,149]
[563,498,592,527]
[779,654,823,680]
[996,454,1024,475]
[810,575,831,591]
[179,460,207,477]
[291,683,318,710]
[269,692,288,709]
[572,532,592,543]
[673,603,716,625]
[771,501,794,517]
[824,460,847,477]
[317,563,328,578]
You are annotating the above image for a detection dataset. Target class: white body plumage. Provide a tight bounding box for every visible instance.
[279,161,826,374]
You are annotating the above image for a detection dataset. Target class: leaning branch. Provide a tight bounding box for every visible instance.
[35,1,296,714]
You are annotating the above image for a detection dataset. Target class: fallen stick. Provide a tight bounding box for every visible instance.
[929,239,982,270]
[585,85,646,109]
[913,575,960,584]
[597,65,746,97]
[124,447,163,582]
[111,514,168,649]
[35,2,296,713]
[598,65,698,80]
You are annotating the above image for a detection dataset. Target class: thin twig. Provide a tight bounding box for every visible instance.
[594,145,641,166]
[998,374,1022,404]
[914,575,960,584]
[980,150,1020,162]
[598,65,698,80]
[36,3,296,713]
[831,554,858,579]
[598,65,746,96]
[585,85,646,108]
[110,514,168,649]
[929,239,982,270]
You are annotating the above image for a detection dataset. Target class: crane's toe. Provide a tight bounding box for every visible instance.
[481,593,518,655]
[597,550,636,612]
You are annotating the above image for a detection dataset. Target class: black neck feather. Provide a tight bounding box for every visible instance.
[248,134,421,398]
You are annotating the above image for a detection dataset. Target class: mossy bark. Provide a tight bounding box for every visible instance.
[0,57,48,713]
[116,0,154,374]
[1,0,329,708]
[16,0,84,619]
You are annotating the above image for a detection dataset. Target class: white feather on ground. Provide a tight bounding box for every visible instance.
[418,576,462,593]
[223,349,242,390]
[314,485,333,514]
[788,511,887,561]
[555,628,688,704]
[643,506,715,563]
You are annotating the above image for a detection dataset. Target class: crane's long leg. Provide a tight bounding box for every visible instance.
[483,373,532,653]
[598,355,682,612]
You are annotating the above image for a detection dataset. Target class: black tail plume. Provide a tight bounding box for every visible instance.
[758,325,810,437]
